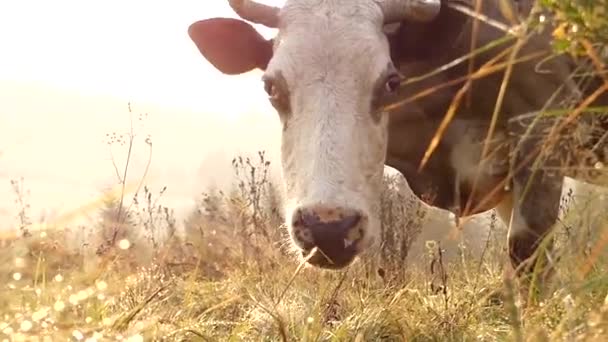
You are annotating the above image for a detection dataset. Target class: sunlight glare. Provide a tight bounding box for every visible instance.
[0,0,285,118]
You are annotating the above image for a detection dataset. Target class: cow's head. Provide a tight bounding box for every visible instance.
[188,0,440,269]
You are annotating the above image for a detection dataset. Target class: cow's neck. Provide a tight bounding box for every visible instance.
[382,0,555,216]
[385,112,511,216]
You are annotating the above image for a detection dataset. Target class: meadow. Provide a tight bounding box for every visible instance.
[0,145,607,341]
[1,1,608,341]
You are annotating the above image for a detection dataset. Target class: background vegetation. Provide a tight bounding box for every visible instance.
[1,1,608,341]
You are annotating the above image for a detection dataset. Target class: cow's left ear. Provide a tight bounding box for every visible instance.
[188,17,274,75]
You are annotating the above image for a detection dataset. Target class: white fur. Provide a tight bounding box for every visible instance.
[266,0,393,255]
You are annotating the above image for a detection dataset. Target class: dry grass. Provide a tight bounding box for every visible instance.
[0,231,606,341]
[2,2,608,341]
[1,153,607,341]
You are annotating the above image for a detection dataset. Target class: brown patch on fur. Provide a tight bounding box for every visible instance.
[308,206,350,223]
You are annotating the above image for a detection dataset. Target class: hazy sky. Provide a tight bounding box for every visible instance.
[0,0,287,229]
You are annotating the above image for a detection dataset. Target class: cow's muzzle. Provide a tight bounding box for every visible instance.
[291,205,365,269]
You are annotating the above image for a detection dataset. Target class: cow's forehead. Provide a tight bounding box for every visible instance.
[279,0,384,26]
[269,34,391,92]
[270,0,389,77]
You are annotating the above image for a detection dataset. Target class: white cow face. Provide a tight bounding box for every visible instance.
[188,0,440,269]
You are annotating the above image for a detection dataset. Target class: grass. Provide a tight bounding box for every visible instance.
[0,232,607,341]
[2,1,608,341]
[1,153,607,341]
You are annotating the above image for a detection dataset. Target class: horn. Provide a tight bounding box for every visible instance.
[228,0,280,28]
[377,0,441,23]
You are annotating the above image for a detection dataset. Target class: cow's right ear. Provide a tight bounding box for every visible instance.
[188,18,274,75]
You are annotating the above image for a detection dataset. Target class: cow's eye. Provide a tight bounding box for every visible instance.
[262,75,291,115]
[385,73,402,93]
[263,78,276,97]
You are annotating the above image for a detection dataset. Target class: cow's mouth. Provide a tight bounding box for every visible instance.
[301,242,361,269]
[303,249,357,269]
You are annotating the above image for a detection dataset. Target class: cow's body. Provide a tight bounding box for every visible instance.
[384,0,608,274]
[188,0,608,284]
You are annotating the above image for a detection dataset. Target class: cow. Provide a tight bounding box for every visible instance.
[187,0,608,285]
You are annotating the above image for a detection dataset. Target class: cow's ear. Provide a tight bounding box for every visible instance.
[188,18,273,75]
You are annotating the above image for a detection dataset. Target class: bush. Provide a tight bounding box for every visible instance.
[540,0,608,53]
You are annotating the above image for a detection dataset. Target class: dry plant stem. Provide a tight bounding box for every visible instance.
[112,284,167,331]
[579,222,608,279]
[448,78,606,228]
[568,46,608,279]
[275,247,319,308]
[421,23,608,221]
[396,34,516,89]
[524,41,608,184]
[580,42,608,154]
[464,83,608,217]
[198,295,245,319]
[505,60,593,202]
[248,294,289,342]
[509,80,571,162]
[464,34,527,216]
[582,39,608,86]
[314,271,349,341]
[10,178,31,236]
[388,49,546,110]
[465,0,484,109]
[447,0,519,36]
[124,142,153,216]
[511,94,570,205]
[110,105,135,247]
[472,212,498,292]
[543,84,608,151]
[504,272,524,342]
[417,14,544,172]
[417,38,525,171]
[106,104,152,250]
[534,106,608,117]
